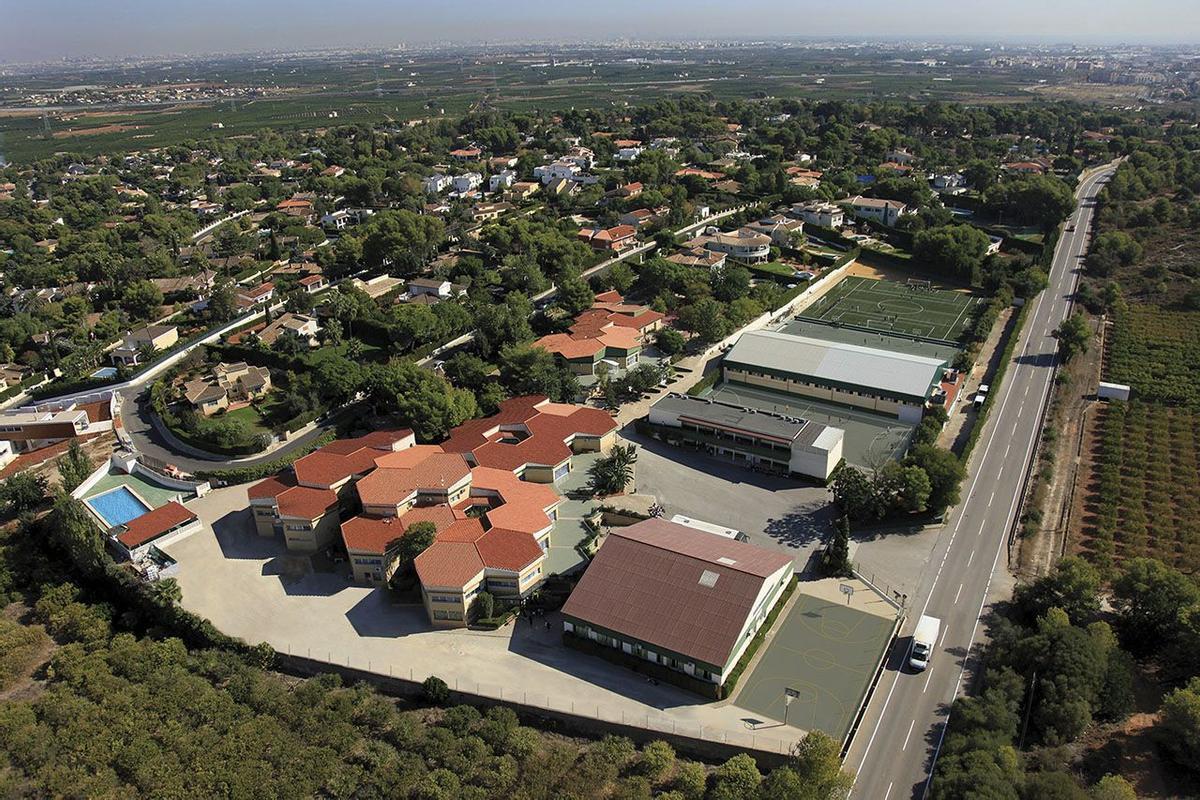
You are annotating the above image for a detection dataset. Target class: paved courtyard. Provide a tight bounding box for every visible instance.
[167,484,804,754]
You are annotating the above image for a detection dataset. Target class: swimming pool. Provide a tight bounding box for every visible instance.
[85,486,152,528]
[90,367,118,379]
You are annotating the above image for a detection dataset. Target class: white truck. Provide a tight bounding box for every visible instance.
[909,614,941,671]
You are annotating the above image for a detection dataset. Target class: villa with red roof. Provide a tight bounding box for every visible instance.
[441,395,618,483]
[532,292,663,379]
[247,398,615,626]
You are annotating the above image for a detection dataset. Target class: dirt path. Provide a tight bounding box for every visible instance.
[1016,314,1105,576]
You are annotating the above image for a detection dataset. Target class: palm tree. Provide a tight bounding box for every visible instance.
[588,444,637,496]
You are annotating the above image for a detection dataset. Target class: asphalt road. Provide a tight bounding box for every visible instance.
[845,163,1117,800]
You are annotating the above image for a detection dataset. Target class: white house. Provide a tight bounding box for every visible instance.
[615,147,643,162]
[489,170,517,192]
[533,161,581,184]
[790,202,844,229]
[847,196,913,227]
[452,172,483,194]
[423,174,452,194]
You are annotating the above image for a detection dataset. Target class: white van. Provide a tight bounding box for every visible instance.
[909,615,941,671]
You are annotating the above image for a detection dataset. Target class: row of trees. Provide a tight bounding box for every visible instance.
[933,554,1200,798]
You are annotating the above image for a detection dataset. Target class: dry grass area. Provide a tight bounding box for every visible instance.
[1022,82,1148,103]
[52,123,142,139]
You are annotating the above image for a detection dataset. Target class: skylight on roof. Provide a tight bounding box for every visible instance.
[717,557,737,565]
[698,570,719,588]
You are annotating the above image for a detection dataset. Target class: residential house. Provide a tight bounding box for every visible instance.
[885,149,916,165]
[408,278,465,300]
[534,161,581,184]
[237,282,276,309]
[488,170,516,192]
[744,215,805,247]
[449,147,483,161]
[665,247,727,270]
[619,208,658,229]
[183,361,272,416]
[275,197,315,223]
[577,224,637,252]
[847,196,913,227]
[790,201,844,229]
[470,201,515,223]
[684,228,772,265]
[0,406,91,452]
[258,312,321,347]
[452,172,483,195]
[613,182,643,199]
[423,173,453,194]
[111,325,179,367]
[615,147,643,162]
[506,181,539,201]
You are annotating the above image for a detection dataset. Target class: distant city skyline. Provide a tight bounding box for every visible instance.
[5,0,1200,63]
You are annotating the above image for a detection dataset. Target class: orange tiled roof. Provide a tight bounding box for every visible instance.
[115,501,196,549]
[275,485,338,520]
[414,541,486,588]
[355,450,472,508]
[441,396,616,473]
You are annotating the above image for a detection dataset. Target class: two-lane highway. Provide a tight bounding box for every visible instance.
[846,163,1116,800]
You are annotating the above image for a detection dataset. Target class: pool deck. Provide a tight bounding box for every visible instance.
[82,470,187,511]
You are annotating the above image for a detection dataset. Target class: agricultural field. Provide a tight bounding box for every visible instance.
[1075,401,1200,574]
[798,275,983,343]
[1104,306,1200,408]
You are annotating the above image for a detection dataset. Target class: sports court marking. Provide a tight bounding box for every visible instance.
[802,276,980,342]
[733,588,898,740]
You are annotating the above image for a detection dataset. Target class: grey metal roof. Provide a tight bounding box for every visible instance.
[724,330,946,402]
[653,392,837,445]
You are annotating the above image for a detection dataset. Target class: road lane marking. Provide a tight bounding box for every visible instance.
[967,550,974,566]
[954,583,963,603]
[903,719,916,751]
[987,491,995,508]
[921,218,1099,796]
[923,667,935,693]
[855,166,1114,800]
[884,783,893,800]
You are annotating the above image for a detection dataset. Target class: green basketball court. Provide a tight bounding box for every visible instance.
[732,583,898,742]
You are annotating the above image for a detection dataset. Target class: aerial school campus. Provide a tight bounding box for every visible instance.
[3,18,1200,800]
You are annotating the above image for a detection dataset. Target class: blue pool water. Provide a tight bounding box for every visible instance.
[90,367,118,379]
[86,487,152,528]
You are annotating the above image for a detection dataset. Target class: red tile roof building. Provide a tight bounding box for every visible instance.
[112,500,200,560]
[441,395,618,481]
[562,518,794,688]
[247,400,612,627]
[531,293,663,378]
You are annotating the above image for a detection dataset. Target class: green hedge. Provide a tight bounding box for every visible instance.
[195,430,337,484]
[685,369,721,397]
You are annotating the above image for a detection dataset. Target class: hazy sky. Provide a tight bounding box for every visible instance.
[5,0,1200,61]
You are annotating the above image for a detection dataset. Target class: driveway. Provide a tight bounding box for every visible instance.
[118,384,336,474]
